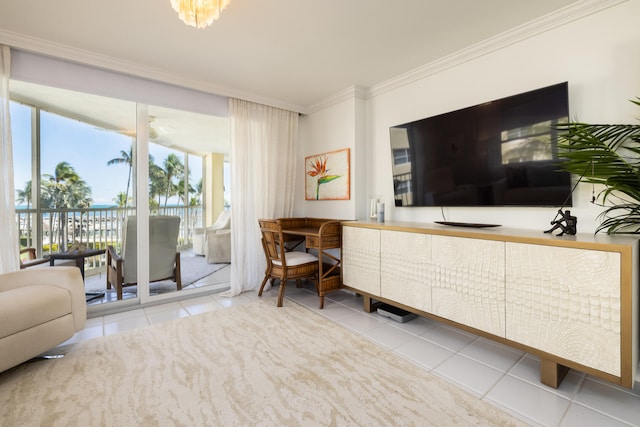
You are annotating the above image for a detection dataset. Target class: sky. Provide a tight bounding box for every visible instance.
[11,101,206,207]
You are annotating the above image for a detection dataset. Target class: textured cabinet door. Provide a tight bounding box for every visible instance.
[431,235,506,336]
[381,230,432,312]
[342,227,381,296]
[506,242,621,376]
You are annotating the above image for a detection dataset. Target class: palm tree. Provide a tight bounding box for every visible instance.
[42,162,93,209]
[190,178,202,207]
[162,154,184,207]
[107,147,133,208]
[16,180,33,209]
[148,156,166,209]
[195,178,202,200]
[109,150,171,211]
[16,180,33,247]
[113,192,129,208]
[177,176,196,206]
[41,162,93,249]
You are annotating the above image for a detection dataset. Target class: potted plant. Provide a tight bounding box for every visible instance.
[555,99,640,234]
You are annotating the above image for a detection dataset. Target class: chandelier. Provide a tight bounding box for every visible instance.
[169,0,231,29]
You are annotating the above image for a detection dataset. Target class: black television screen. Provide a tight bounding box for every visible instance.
[390,82,571,207]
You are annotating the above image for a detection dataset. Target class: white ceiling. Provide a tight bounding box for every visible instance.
[0,0,585,114]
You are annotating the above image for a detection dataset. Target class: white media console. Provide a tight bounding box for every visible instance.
[341,220,638,388]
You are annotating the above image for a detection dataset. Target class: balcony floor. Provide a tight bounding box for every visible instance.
[83,250,231,305]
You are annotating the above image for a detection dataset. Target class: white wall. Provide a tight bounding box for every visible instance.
[296,92,366,220]
[299,1,640,234]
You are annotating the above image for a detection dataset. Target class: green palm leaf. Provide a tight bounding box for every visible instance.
[554,99,640,234]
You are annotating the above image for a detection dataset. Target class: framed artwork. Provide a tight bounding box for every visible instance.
[305,148,350,200]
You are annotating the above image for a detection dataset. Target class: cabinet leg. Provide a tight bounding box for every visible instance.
[540,358,570,388]
[362,295,374,313]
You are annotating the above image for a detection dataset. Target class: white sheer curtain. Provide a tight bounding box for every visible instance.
[0,45,19,273]
[224,98,298,296]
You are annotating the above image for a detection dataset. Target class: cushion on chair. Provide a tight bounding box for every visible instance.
[0,285,72,339]
[272,251,318,267]
[121,216,180,284]
[149,217,181,281]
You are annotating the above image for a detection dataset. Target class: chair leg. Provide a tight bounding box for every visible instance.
[277,280,287,307]
[314,273,323,309]
[296,279,302,288]
[258,276,269,296]
[174,253,182,291]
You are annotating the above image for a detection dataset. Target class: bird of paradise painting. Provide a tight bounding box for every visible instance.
[305,148,350,200]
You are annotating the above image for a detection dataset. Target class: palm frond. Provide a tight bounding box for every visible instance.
[596,203,640,234]
[553,99,640,234]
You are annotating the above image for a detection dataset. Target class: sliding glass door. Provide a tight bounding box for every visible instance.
[11,80,230,311]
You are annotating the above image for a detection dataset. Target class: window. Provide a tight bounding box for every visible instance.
[393,148,411,165]
[11,80,229,307]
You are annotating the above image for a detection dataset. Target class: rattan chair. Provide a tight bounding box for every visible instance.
[258,219,319,307]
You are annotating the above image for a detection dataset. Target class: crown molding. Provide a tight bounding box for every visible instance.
[367,0,629,99]
[0,29,305,114]
[305,86,367,115]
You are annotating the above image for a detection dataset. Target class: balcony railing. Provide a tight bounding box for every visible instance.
[16,205,203,275]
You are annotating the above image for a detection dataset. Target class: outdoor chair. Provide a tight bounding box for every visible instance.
[19,247,50,269]
[192,209,231,263]
[107,215,182,300]
[204,209,231,263]
[257,218,318,307]
[20,247,78,271]
[205,228,231,263]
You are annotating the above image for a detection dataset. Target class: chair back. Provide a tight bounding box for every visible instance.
[121,215,181,283]
[258,218,286,268]
[211,209,231,230]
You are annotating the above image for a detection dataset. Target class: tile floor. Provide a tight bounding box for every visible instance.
[63,280,640,427]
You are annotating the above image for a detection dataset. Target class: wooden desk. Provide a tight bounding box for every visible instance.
[279,217,342,308]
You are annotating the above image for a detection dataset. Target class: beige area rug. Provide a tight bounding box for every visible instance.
[0,298,527,426]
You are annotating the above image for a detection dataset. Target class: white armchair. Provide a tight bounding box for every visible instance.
[0,267,86,373]
[205,228,231,263]
[193,209,231,263]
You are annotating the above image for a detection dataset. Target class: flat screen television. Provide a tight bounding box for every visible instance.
[389,82,571,207]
